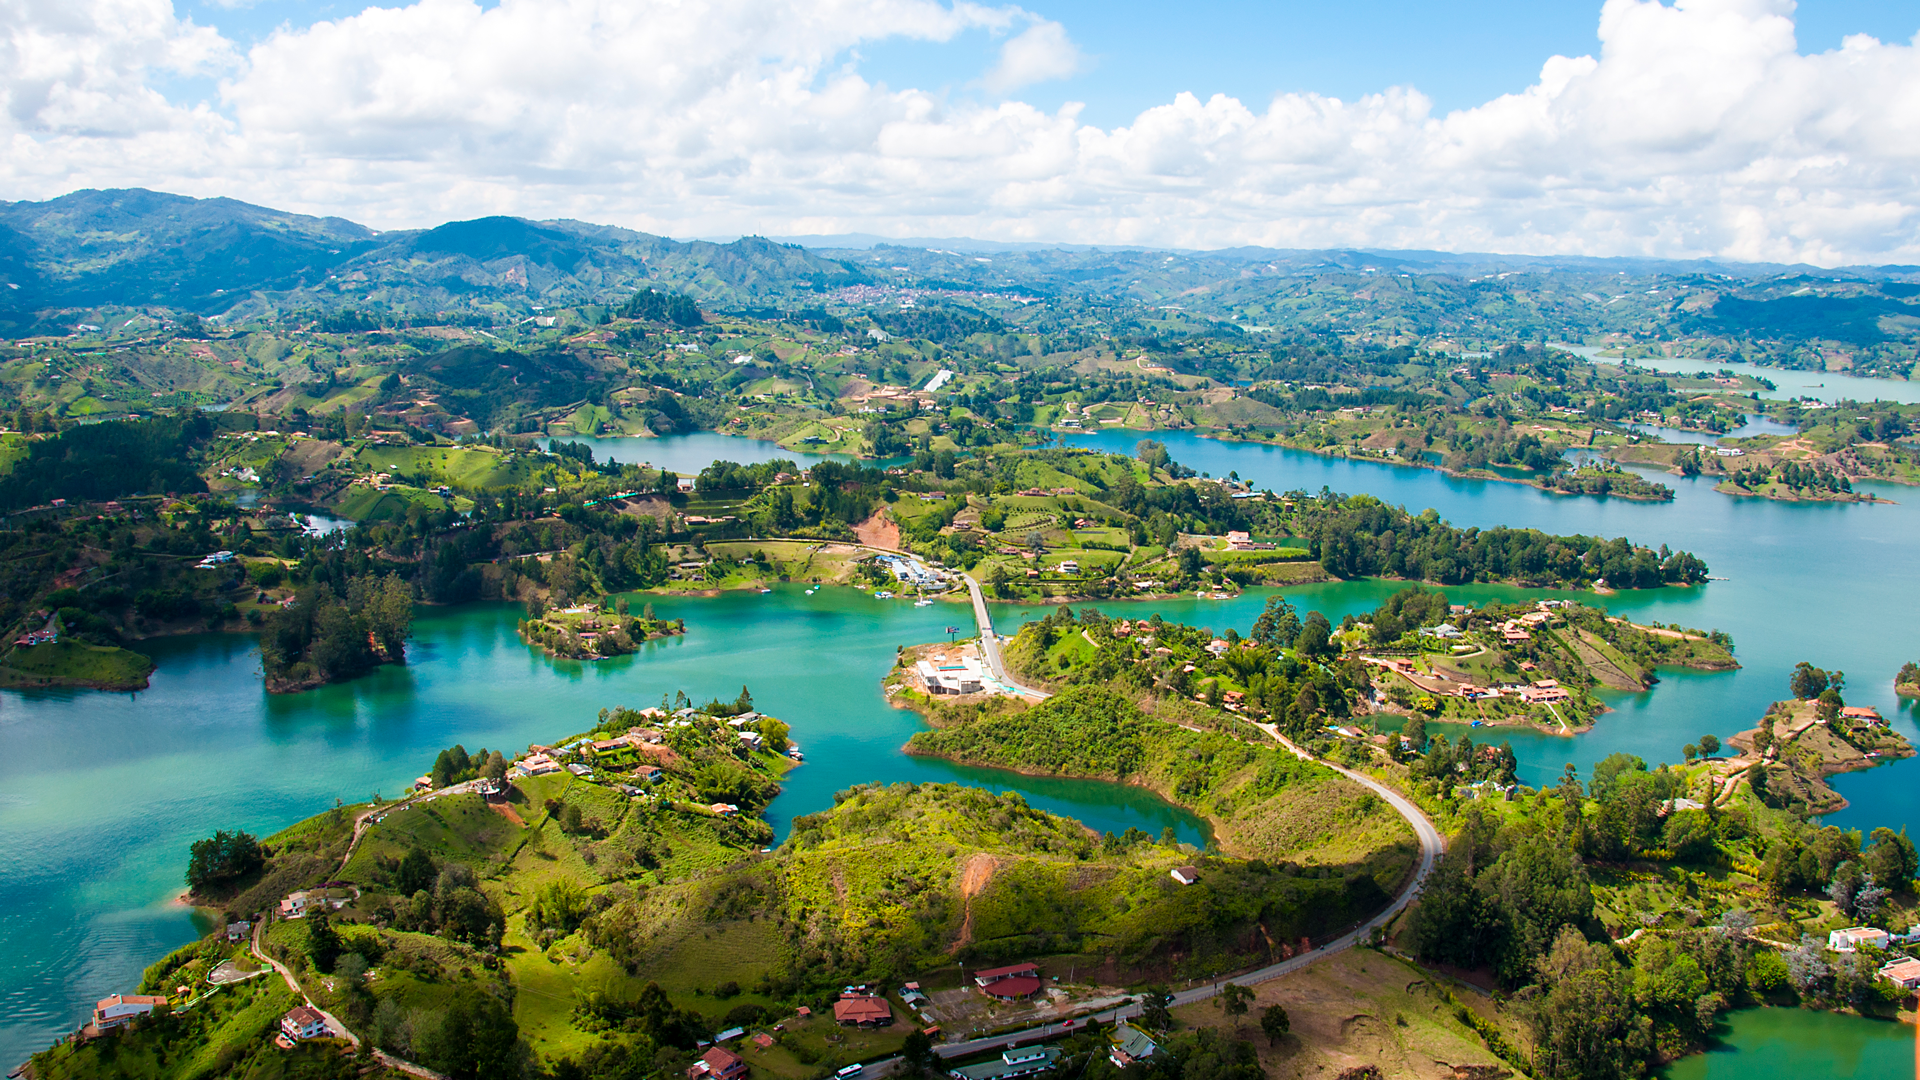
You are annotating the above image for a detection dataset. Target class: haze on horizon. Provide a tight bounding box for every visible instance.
[4,0,1919,266]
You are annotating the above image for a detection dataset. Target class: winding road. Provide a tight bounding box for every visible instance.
[920,597,1447,1063]
[928,724,1444,1061]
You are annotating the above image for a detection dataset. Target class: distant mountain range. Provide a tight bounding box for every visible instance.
[2,188,1917,358]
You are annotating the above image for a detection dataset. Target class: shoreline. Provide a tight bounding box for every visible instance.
[1185,426,1680,500]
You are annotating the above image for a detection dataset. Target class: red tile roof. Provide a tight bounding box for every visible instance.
[973,962,1039,981]
[834,996,893,1024]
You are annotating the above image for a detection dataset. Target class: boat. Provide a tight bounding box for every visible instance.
[805,588,816,595]
[914,598,934,607]
[874,591,894,599]
[758,587,772,594]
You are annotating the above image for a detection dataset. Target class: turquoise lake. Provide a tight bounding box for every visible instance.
[4,427,1919,1073]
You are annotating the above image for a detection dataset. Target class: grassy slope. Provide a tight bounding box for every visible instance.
[0,639,155,689]
[906,686,1416,875]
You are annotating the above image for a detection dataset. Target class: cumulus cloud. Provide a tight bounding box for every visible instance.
[979,20,1083,94]
[2,0,1919,265]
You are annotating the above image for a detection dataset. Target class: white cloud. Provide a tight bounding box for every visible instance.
[979,20,1083,94]
[2,0,1919,265]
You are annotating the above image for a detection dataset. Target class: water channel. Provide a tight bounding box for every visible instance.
[4,427,1919,1072]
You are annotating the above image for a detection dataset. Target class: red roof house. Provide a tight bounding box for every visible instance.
[688,1047,747,1080]
[973,962,1043,1000]
[834,994,894,1027]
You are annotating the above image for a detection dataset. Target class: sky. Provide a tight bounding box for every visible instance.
[4,0,1920,263]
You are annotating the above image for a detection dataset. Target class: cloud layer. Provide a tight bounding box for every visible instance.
[3,0,1919,264]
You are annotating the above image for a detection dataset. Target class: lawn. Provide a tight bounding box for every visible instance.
[0,639,154,690]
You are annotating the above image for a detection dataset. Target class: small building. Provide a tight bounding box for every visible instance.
[1520,684,1572,704]
[738,730,765,750]
[688,1047,748,1080]
[834,994,894,1027]
[973,962,1043,1000]
[1055,560,1079,575]
[917,654,987,695]
[1829,926,1892,953]
[1841,706,1885,725]
[634,765,663,782]
[949,1046,1062,1080]
[281,1006,329,1041]
[1108,1023,1158,1068]
[93,994,167,1031]
[1169,866,1199,886]
[676,477,697,493]
[225,920,252,943]
[1880,958,1920,990]
[475,776,507,799]
[517,752,562,776]
[710,803,739,817]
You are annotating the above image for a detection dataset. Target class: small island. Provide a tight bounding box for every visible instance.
[1896,661,1919,698]
[1715,460,1889,503]
[1722,664,1915,814]
[1536,462,1675,501]
[518,596,685,660]
[258,573,414,693]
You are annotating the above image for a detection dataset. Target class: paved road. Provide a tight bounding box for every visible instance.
[339,780,478,872]
[917,719,1446,1065]
[958,574,1049,698]
[249,919,447,1078]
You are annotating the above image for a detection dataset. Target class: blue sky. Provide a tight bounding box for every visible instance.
[12,0,1920,261]
[174,0,1919,125]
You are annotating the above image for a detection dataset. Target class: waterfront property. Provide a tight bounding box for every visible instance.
[972,963,1043,1000]
[89,994,165,1033]
[1880,958,1920,990]
[917,653,988,695]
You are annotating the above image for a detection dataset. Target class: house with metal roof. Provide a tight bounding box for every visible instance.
[949,1046,1062,1080]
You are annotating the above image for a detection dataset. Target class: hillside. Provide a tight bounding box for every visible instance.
[1,190,1917,383]
[44,694,1423,1079]
[905,686,1416,877]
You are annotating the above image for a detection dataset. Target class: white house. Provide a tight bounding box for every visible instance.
[1169,866,1199,886]
[1880,958,1920,990]
[281,1006,329,1040]
[1829,926,1892,952]
[93,994,167,1031]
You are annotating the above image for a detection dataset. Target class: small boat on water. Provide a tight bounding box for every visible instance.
[805,588,816,595]
[758,587,772,594]
[874,591,894,599]
[914,598,934,607]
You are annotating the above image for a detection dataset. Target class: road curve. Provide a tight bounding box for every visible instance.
[924,720,1445,1062]
[250,919,448,1078]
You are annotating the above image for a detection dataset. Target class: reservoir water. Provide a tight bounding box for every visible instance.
[5,428,1920,1072]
